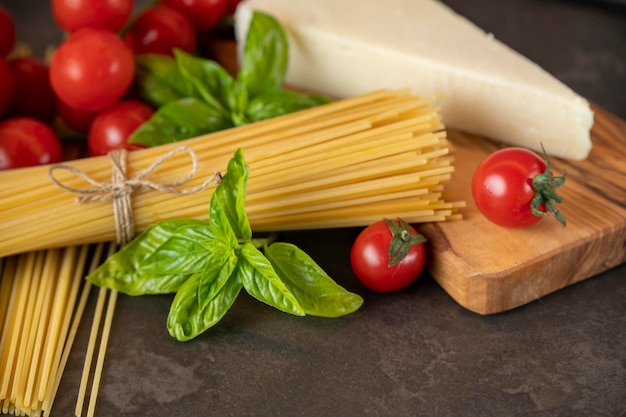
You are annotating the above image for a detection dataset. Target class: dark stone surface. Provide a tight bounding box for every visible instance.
[2,0,624,416]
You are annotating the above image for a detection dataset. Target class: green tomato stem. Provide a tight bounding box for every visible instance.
[384,218,427,267]
[531,145,567,226]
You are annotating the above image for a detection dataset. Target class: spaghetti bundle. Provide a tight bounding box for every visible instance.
[0,89,464,258]
[0,245,97,417]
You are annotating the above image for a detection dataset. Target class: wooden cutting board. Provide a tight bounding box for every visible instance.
[421,107,626,314]
[214,38,626,315]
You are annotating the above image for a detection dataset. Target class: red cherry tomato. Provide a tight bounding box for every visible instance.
[227,0,242,15]
[0,58,13,117]
[6,57,57,124]
[0,117,64,170]
[161,0,229,31]
[0,5,16,58]
[50,28,135,112]
[88,99,154,156]
[52,0,134,33]
[471,147,567,228]
[125,5,197,56]
[350,219,427,293]
[56,99,98,134]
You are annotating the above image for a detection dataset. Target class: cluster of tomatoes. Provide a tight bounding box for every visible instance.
[0,0,240,170]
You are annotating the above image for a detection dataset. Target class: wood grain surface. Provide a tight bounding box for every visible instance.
[421,107,626,314]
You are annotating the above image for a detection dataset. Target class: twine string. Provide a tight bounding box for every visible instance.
[48,145,222,246]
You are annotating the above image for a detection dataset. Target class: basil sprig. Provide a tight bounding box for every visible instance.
[86,148,363,341]
[129,11,331,146]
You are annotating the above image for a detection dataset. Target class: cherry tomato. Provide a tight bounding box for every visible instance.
[6,57,57,124]
[350,219,427,293]
[56,99,98,134]
[50,28,135,112]
[0,5,16,58]
[471,147,566,228]
[161,0,229,31]
[227,0,242,15]
[0,58,13,117]
[88,99,154,156]
[0,117,64,170]
[52,0,134,33]
[125,5,197,56]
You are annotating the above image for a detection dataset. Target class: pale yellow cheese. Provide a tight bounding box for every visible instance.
[235,0,594,160]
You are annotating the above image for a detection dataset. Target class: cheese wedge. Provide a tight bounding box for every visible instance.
[234,0,594,160]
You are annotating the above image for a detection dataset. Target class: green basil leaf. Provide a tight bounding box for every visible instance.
[140,223,227,276]
[211,148,252,240]
[167,264,242,342]
[238,12,288,98]
[174,49,234,116]
[208,190,240,249]
[85,219,206,295]
[134,53,201,107]
[247,90,331,122]
[229,79,251,126]
[266,242,364,317]
[197,246,239,312]
[128,97,233,146]
[236,243,305,316]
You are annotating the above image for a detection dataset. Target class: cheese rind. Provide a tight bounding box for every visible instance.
[235,0,594,160]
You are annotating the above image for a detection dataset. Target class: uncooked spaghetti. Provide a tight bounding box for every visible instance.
[0,245,91,416]
[0,89,464,258]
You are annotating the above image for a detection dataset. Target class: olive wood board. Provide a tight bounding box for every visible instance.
[420,107,626,314]
[211,39,626,315]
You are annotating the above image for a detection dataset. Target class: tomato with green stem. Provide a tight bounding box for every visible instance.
[471,146,566,228]
[50,27,135,112]
[350,219,427,293]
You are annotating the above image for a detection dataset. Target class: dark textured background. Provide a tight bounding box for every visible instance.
[1,1,625,416]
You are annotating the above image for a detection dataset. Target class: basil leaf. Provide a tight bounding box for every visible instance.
[238,12,288,98]
[208,190,240,249]
[229,79,251,127]
[174,49,234,116]
[129,97,233,146]
[167,264,242,342]
[140,223,225,276]
[199,247,239,302]
[86,219,206,295]
[236,243,305,316]
[134,53,201,107]
[211,148,252,240]
[247,90,331,122]
[266,242,363,317]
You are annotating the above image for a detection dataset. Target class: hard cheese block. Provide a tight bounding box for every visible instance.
[234,0,594,160]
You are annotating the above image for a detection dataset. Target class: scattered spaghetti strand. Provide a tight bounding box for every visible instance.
[0,246,91,416]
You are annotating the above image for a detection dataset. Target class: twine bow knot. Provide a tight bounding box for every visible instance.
[48,145,221,246]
